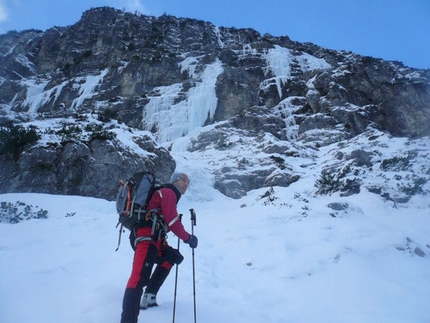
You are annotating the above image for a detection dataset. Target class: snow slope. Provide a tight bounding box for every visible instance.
[1,160,429,323]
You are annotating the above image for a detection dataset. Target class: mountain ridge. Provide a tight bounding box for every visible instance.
[0,6,429,201]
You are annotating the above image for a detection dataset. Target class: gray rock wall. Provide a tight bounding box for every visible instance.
[1,7,429,199]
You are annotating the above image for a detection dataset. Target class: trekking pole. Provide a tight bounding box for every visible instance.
[172,214,182,323]
[190,208,197,323]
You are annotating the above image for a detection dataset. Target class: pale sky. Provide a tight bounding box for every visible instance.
[0,0,428,69]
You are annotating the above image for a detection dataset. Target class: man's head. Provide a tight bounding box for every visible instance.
[170,172,190,194]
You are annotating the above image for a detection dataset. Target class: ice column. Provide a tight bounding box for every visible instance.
[143,58,223,144]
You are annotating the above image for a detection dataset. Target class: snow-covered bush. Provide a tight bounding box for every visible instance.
[0,201,48,224]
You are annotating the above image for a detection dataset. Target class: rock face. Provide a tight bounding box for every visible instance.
[0,118,175,200]
[0,7,429,200]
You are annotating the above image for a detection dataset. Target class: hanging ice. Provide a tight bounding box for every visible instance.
[273,97,302,142]
[71,68,109,109]
[21,78,50,113]
[263,45,330,98]
[19,68,109,113]
[262,45,293,98]
[142,58,224,144]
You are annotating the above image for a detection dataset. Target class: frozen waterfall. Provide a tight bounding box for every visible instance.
[142,58,223,145]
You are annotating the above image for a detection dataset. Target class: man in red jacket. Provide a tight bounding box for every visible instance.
[120,172,198,323]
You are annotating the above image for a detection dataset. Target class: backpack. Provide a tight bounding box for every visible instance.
[115,171,160,251]
[116,171,157,230]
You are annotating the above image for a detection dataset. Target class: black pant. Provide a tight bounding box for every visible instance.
[120,242,158,323]
[145,245,184,295]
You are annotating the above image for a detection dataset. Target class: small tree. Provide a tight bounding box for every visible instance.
[0,125,40,159]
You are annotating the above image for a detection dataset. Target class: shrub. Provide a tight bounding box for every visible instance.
[53,124,83,142]
[84,123,116,141]
[315,171,340,195]
[270,155,286,170]
[0,125,40,159]
[380,154,414,171]
[45,122,116,144]
[0,201,48,224]
[398,176,427,196]
[97,109,118,122]
[315,166,361,196]
[258,187,279,205]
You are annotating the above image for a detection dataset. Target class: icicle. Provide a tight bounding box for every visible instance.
[142,58,224,145]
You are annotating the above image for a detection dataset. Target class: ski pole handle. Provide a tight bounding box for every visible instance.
[190,208,196,226]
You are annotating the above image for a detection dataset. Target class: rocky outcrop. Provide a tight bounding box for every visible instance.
[0,7,429,199]
[0,118,175,200]
[1,7,429,136]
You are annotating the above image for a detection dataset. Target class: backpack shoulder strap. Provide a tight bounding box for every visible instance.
[160,183,182,204]
[157,184,182,228]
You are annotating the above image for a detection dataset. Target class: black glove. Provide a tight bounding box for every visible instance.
[185,234,198,248]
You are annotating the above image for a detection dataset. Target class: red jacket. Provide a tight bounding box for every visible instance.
[136,186,190,242]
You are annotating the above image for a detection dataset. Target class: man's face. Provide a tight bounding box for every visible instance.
[175,175,190,194]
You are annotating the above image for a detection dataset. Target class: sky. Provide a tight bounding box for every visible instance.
[0,0,428,69]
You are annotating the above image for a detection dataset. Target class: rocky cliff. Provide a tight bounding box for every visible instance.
[0,7,429,201]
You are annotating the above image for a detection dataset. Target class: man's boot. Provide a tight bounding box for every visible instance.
[140,266,171,309]
[140,293,157,309]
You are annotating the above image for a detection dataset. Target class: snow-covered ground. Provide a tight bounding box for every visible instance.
[1,156,429,323]
[2,95,430,323]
